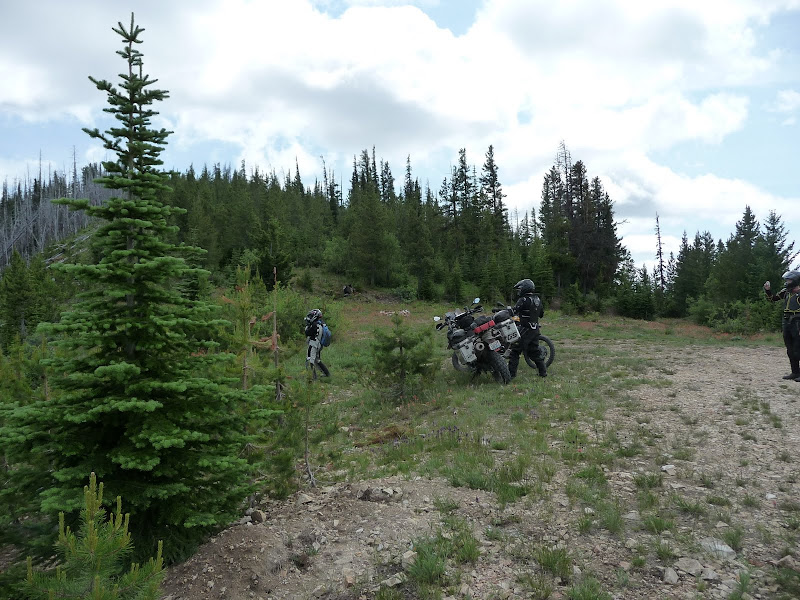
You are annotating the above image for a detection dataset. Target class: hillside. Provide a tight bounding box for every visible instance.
[156,304,800,600]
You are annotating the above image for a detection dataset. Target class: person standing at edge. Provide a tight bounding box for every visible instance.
[509,278,547,379]
[764,270,800,380]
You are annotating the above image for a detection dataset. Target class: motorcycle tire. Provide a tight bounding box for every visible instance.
[524,335,555,369]
[487,349,512,384]
[452,352,475,373]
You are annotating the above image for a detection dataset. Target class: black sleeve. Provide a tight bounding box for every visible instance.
[766,289,785,302]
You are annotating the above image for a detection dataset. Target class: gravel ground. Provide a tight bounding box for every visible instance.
[160,341,800,600]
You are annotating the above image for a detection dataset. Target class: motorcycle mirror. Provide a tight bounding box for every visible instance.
[433,316,441,322]
[473,297,480,304]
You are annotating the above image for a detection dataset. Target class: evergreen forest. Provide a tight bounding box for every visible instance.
[4,142,797,337]
[0,11,798,600]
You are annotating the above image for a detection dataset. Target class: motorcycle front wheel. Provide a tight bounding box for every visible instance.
[524,335,556,369]
[487,349,512,384]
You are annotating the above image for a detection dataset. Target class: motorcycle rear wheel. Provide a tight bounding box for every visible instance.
[524,335,555,369]
[487,349,512,384]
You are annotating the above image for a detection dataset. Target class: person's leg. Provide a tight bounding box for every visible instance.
[511,329,534,378]
[531,333,547,377]
[788,320,800,380]
[316,348,330,376]
[508,347,521,378]
[782,323,799,378]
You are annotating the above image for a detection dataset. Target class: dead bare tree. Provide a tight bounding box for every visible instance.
[0,162,113,271]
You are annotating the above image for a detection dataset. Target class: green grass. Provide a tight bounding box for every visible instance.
[742,494,759,508]
[517,572,554,600]
[633,473,662,490]
[674,495,707,517]
[535,546,572,580]
[654,539,676,561]
[728,570,751,600]
[642,515,674,534]
[249,301,790,599]
[407,536,447,585]
[722,526,745,552]
[433,496,459,514]
[707,494,732,507]
[567,577,612,600]
[375,587,404,600]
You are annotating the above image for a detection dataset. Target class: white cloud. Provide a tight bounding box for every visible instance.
[600,153,800,264]
[772,89,800,113]
[1,0,799,269]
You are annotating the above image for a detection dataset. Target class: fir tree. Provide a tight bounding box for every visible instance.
[25,473,164,600]
[632,265,655,320]
[444,260,464,304]
[371,314,436,401]
[654,214,666,292]
[0,250,32,348]
[2,14,253,562]
[757,210,797,282]
[530,239,556,302]
[706,206,760,303]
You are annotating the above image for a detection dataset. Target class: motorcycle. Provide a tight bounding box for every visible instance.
[492,303,556,369]
[433,298,515,384]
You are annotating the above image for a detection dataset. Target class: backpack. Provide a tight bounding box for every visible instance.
[305,318,332,347]
[320,322,332,347]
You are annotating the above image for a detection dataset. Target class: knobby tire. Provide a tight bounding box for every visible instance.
[487,349,512,384]
[523,335,555,369]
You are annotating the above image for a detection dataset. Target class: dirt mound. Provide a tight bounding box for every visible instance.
[160,477,494,599]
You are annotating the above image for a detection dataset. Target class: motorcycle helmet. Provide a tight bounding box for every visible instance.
[783,270,800,290]
[514,278,535,297]
[305,308,323,324]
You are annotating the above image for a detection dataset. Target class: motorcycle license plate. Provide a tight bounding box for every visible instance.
[489,340,501,351]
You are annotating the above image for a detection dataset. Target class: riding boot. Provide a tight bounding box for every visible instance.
[318,361,331,377]
[784,359,800,380]
[536,361,547,377]
[508,352,520,379]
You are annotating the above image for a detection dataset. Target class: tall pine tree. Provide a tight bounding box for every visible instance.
[2,14,252,562]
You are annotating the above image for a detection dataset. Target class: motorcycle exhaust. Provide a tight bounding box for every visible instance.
[474,341,485,352]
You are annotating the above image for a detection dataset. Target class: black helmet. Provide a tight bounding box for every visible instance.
[783,270,800,289]
[305,308,322,324]
[514,279,535,296]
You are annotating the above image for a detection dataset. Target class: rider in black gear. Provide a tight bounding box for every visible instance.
[509,278,547,378]
[765,270,800,380]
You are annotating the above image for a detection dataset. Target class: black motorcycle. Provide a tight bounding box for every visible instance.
[434,298,512,384]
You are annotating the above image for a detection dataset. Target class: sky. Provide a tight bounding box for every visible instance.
[1,0,799,271]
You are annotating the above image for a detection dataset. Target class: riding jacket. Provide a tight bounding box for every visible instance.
[765,287,800,323]
[514,293,544,330]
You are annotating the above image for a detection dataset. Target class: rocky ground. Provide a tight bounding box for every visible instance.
[160,340,800,600]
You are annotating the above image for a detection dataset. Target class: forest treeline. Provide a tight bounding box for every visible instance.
[1,140,796,347]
